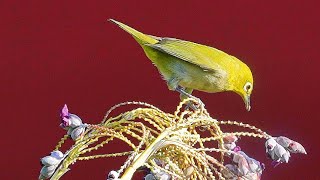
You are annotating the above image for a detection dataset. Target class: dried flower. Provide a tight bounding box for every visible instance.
[107,170,120,180]
[70,125,86,140]
[237,151,264,174]
[60,104,82,129]
[183,166,194,178]
[39,100,307,179]
[152,169,171,180]
[39,150,64,179]
[265,138,290,166]
[59,104,85,141]
[275,136,307,154]
[223,135,238,151]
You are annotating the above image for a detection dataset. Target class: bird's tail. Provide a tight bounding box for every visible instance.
[109,19,158,45]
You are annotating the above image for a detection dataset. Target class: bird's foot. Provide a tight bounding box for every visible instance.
[175,87,205,111]
[195,97,205,109]
[186,98,205,111]
[184,93,205,111]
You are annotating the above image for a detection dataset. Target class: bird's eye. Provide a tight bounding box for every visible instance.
[243,82,252,92]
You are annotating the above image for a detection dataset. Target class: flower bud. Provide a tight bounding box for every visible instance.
[223,135,238,143]
[68,114,82,128]
[41,156,60,167]
[107,170,119,180]
[50,150,63,159]
[153,170,171,180]
[184,166,194,177]
[222,164,239,177]
[275,136,307,154]
[144,174,155,180]
[60,104,82,129]
[39,165,55,179]
[224,142,236,150]
[41,150,63,166]
[70,125,86,141]
[265,138,291,165]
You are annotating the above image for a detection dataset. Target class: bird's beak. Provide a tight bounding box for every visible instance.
[244,95,251,111]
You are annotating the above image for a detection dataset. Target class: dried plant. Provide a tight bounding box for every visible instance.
[39,98,306,180]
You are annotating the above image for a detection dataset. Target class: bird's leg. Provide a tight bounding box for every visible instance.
[179,87,193,101]
[167,77,180,91]
[176,86,196,100]
[179,88,196,110]
[176,86,204,110]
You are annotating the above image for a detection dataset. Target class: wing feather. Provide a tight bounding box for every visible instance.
[147,38,232,72]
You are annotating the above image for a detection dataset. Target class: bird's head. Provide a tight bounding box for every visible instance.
[241,81,253,111]
[228,57,254,111]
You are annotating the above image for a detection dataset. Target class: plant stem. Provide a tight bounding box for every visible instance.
[120,127,172,180]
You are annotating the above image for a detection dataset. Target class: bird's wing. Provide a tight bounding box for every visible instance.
[146,38,231,72]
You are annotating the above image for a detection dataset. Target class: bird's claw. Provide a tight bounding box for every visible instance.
[185,98,204,111]
[175,86,204,111]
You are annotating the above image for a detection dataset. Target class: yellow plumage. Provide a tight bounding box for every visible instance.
[109,19,253,111]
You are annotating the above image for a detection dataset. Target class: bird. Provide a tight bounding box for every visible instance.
[109,19,254,111]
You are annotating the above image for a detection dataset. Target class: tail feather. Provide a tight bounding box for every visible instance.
[109,19,158,45]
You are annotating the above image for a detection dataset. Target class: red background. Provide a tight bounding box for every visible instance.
[1,1,319,179]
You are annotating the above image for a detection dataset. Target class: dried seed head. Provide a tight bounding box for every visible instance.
[184,166,194,177]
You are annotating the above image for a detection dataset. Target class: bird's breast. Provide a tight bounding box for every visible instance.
[173,62,228,93]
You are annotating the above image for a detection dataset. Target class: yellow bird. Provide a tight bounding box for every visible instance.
[109,19,253,111]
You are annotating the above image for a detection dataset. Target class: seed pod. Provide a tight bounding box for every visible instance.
[275,136,307,154]
[222,164,238,178]
[67,127,75,136]
[40,150,63,166]
[232,153,250,176]
[41,156,60,166]
[60,104,83,128]
[158,172,171,180]
[265,138,291,164]
[107,170,119,180]
[39,165,56,179]
[223,135,238,144]
[68,114,82,128]
[144,174,156,180]
[50,150,63,159]
[38,174,47,180]
[224,142,236,150]
[184,166,194,177]
[70,126,85,141]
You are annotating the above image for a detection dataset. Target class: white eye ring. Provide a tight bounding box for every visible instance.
[243,82,252,92]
